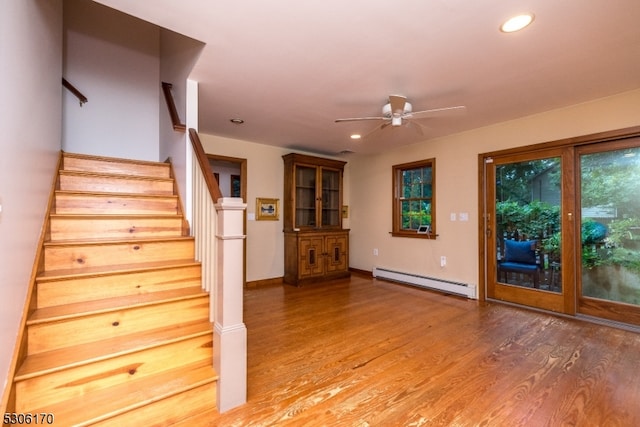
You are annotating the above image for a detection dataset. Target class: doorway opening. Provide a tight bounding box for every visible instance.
[208,154,247,285]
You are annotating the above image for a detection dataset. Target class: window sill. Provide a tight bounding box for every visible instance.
[390,231,438,239]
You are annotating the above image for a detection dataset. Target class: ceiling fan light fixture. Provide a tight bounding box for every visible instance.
[500,13,534,33]
[391,116,403,126]
[382,101,412,117]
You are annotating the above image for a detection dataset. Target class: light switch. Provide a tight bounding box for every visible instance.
[450,212,457,221]
[459,212,469,222]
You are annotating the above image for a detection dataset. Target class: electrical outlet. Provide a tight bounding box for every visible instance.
[373,248,379,256]
[440,256,446,267]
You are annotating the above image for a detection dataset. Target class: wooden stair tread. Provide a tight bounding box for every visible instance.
[31,363,217,427]
[53,191,181,215]
[63,152,171,167]
[55,189,179,198]
[28,287,208,325]
[43,235,194,247]
[36,259,200,282]
[59,169,173,182]
[16,320,213,381]
[49,213,183,219]
[171,407,219,427]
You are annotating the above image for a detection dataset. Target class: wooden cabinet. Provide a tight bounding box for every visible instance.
[284,230,349,285]
[283,153,349,286]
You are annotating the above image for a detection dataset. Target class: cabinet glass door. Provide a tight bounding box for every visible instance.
[295,166,317,227]
[321,169,340,227]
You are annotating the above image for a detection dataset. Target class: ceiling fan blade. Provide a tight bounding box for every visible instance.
[409,105,467,119]
[388,95,407,115]
[406,120,425,136]
[360,122,389,139]
[335,116,386,123]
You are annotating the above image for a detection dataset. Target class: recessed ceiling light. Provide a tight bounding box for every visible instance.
[350,134,362,140]
[500,13,535,33]
[229,118,244,124]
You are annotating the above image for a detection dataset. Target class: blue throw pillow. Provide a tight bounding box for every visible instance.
[504,240,537,264]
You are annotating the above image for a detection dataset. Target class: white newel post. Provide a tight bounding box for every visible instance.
[214,197,247,412]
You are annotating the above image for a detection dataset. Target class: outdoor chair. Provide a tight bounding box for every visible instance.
[498,239,541,288]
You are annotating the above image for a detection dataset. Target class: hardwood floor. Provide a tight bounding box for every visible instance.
[202,275,640,426]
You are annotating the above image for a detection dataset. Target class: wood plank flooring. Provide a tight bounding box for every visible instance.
[203,275,640,426]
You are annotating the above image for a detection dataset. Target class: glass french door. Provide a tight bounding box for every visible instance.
[486,148,574,314]
[577,140,640,325]
[485,135,640,326]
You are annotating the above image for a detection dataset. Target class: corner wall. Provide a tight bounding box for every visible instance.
[159,29,204,201]
[0,0,63,400]
[62,0,160,161]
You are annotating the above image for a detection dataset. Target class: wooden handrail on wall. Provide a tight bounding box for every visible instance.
[162,82,187,132]
[189,128,223,201]
[62,78,88,106]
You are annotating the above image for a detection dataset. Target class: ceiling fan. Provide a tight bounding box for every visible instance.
[335,95,466,136]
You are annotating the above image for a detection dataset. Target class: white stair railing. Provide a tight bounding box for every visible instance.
[191,147,217,301]
[189,129,247,412]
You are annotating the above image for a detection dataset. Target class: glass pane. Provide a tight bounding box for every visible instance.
[322,169,339,191]
[496,157,562,292]
[296,166,316,227]
[580,147,640,305]
[321,169,340,226]
[400,165,432,231]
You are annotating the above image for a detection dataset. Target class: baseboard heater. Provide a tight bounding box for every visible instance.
[373,267,476,299]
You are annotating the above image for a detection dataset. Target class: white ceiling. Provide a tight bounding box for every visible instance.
[94,0,640,155]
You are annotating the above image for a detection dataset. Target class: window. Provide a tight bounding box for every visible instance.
[392,158,436,238]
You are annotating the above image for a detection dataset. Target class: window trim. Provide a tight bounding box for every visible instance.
[392,158,437,239]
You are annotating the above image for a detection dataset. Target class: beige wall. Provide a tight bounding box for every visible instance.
[200,90,640,289]
[199,134,350,283]
[349,89,640,295]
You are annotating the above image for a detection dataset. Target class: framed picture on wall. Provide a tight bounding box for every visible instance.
[256,198,279,220]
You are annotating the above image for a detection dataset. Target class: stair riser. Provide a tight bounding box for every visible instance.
[37,265,202,308]
[59,173,174,195]
[44,239,195,271]
[15,335,212,412]
[28,296,210,354]
[91,381,216,427]
[55,193,179,215]
[49,216,184,241]
[63,155,171,179]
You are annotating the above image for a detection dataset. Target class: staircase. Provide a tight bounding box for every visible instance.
[11,152,218,425]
